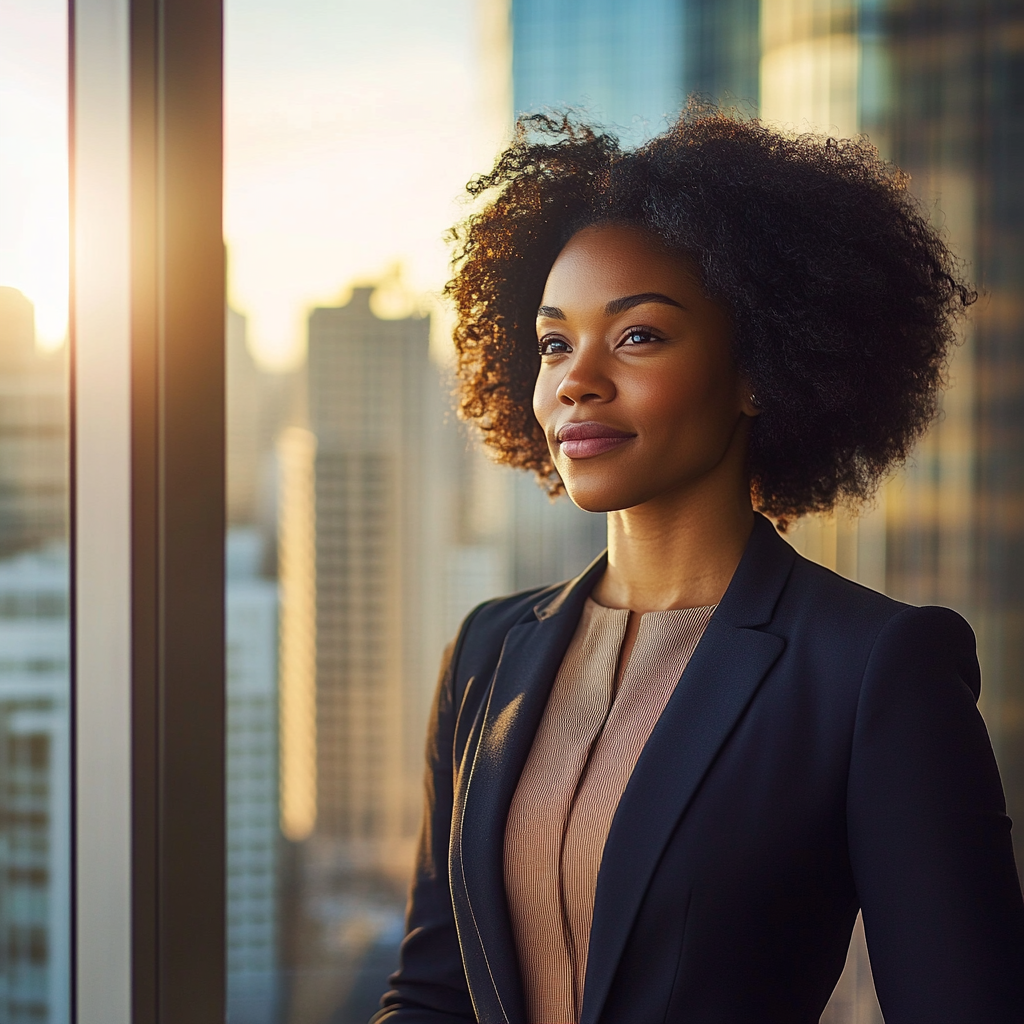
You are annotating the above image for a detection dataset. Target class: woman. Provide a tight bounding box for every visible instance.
[372,110,1024,1023]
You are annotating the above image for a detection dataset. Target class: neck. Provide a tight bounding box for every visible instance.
[592,465,755,614]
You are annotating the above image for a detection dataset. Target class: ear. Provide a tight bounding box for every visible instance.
[739,380,761,418]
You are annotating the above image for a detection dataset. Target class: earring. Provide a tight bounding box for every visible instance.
[749,393,759,409]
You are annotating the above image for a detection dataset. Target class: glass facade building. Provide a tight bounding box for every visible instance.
[512,0,685,139]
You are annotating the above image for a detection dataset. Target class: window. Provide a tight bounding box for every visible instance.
[0,3,71,1020]
[59,1,1024,1021]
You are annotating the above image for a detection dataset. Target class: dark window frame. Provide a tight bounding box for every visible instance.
[71,0,226,1019]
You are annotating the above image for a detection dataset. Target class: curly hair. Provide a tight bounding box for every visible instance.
[445,105,975,522]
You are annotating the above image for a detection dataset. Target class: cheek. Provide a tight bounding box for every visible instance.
[631,369,708,425]
[630,358,737,436]
[532,368,558,430]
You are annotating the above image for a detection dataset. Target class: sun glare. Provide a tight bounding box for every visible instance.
[0,0,69,351]
[224,0,509,372]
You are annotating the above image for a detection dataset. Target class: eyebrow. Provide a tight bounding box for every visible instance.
[604,292,685,315]
[536,292,685,320]
[537,305,566,320]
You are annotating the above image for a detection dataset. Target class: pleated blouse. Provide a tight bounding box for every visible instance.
[503,597,716,1024]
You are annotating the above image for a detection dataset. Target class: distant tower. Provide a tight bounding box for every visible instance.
[227,308,263,527]
[0,546,70,1024]
[0,288,67,557]
[511,0,685,141]
[226,528,281,1024]
[306,288,440,872]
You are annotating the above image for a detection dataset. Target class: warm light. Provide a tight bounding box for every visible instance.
[223,0,510,371]
[0,0,69,351]
[277,427,318,842]
[759,0,859,139]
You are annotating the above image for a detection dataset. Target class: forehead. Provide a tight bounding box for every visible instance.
[541,224,699,307]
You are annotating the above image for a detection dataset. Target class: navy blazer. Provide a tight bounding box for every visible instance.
[373,514,1024,1023]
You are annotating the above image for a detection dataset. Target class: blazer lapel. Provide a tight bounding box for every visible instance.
[451,554,607,1023]
[580,515,796,1024]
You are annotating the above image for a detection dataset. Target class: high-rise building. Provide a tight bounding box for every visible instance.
[875,0,1024,884]
[0,287,70,1024]
[306,287,444,871]
[512,0,685,141]
[752,0,1024,894]
[226,528,281,1024]
[0,545,70,1024]
[0,288,67,559]
[683,0,760,110]
[226,307,301,538]
[227,308,265,528]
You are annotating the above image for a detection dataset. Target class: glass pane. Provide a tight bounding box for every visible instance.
[223,2,603,1019]
[0,1,71,1021]
[224,2,1024,1023]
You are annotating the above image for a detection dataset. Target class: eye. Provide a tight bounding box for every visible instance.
[538,336,572,356]
[620,326,661,347]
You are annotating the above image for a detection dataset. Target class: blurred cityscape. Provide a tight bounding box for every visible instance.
[223,276,606,1023]
[218,3,1024,1023]
[1,1,1023,1023]
[0,287,69,1024]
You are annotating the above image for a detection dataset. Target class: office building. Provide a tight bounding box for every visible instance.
[227,306,302,539]
[306,287,444,871]
[512,0,685,141]
[754,0,1024,887]
[226,528,281,1024]
[227,308,265,528]
[0,286,70,1024]
[876,0,1024,878]
[0,545,70,1024]
[0,288,67,559]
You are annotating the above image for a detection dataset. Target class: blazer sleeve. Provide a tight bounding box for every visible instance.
[847,604,1024,1023]
[370,619,479,1023]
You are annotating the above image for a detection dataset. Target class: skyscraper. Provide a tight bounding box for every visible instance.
[0,288,70,1024]
[876,0,1024,881]
[226,306,301,536]
[306,287,443,870]
[226,528,281,1024]
[0,288,66,558]
[512,0,685,141]
[0,545,70,1024]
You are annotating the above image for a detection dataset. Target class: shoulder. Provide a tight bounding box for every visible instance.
[777,549,979,696]
[782,549,904,628]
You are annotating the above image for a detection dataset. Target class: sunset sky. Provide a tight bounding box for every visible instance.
[225,0,508,370]
[0,0,68,350]
[0,0,506,367]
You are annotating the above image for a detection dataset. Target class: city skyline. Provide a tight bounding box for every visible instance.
[0,283,70,1023]
[3,1,1023,1021]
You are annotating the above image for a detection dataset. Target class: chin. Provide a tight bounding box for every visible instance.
[560,477,641,515]
[556,454,666,514]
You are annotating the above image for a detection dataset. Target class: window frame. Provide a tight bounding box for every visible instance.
[71,0,226,1020]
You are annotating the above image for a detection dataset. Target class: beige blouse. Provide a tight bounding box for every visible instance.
[503,597,716,1024]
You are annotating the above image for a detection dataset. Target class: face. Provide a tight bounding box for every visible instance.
[533,223,756,514]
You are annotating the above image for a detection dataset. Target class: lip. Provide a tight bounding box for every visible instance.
[555,420,636,459]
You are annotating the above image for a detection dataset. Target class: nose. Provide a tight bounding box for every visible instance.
[555,341,614,407]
